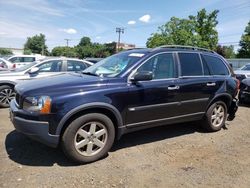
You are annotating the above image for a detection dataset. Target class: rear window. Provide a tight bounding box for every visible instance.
[178,53,203,76]
[202,55,229,75]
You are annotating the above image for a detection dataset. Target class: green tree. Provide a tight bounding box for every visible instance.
[76,45,94,58]
[51,46,77,57]
[189,9,219,49]
[216,45,235,58]
[24,33,48,55]
[76,37,112,58]
[23,49,32,55]
[146,9,219,50]
[78,37,91,47]
[0,48,13,55]
[237,21,250,58]
[104,42,117,55]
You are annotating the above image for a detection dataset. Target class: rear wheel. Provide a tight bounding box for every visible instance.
[202,101,227,132]
[0,85,16,108]
[61,113,115,163]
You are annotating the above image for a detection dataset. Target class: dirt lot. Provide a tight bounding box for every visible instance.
[0,105,250,188]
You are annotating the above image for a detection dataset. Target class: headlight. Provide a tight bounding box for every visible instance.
[23,96,51,114]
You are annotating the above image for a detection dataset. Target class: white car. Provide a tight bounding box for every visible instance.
[234,63,250,81]
[7,55,45,68]
[0,58,15,70]
[0,58,93,107]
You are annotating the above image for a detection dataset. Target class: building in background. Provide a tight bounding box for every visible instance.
[117,43,135,50]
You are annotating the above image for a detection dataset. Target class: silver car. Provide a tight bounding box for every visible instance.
[0,58,15,71]
[234,63,250,81]
[0,57,93,107]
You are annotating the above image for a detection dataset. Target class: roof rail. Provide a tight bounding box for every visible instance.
[156,45,216,53]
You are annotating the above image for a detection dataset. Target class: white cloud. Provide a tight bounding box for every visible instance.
[60,28,77,34]
[0,0,63,17]
[96,36,101,39]
[128,20,136,25]
[139,14,151,23]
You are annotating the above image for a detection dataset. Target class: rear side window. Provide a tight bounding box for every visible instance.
[178,53,202,76]
[10,57,22,62]
[202,55,229,75]
[67,60,87,72]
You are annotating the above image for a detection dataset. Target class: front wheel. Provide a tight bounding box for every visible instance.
[61,113,115,164]
[0,85,16,108]
[202,101,227,132]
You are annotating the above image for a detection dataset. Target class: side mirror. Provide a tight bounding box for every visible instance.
[28,67,39,74]
[131,71,153,82]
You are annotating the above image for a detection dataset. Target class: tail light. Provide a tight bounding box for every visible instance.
[236,79,240,91]
[12,64,16,69]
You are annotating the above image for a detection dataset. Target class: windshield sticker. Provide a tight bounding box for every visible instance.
[128,53,145,57]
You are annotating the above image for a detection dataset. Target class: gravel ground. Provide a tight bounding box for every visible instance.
[0,105,250,188]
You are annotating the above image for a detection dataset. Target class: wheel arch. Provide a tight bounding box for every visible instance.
[0,81,16,88]
[56,103,123,139]
[206,93,232,111]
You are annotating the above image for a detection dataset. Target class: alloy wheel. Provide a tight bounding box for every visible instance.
[211,104,225,127]
[0,88,15,105]
[74,122,108,157]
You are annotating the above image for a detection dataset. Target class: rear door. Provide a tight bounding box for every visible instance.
[176,52,212,115]
[201,54,230,97]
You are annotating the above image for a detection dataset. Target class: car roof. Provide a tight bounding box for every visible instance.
[122,46,217,55]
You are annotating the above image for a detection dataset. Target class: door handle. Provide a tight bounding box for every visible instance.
[207,82,216,86]
[168,85,180,90]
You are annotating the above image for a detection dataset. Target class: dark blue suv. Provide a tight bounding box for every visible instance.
[10,46,239,163]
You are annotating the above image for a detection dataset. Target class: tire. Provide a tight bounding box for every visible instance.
[0,85,16,108]
[61,113,115,164]
[202,101,227,132]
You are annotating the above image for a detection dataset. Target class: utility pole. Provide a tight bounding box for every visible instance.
[116,27,124,52]
[64,39,71,47]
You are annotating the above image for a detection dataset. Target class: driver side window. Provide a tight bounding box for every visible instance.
[138,53,175,79]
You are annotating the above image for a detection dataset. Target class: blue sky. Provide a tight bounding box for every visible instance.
[0,0,249,50]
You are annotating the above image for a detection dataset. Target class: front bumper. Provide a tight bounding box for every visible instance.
[10,100,59,148]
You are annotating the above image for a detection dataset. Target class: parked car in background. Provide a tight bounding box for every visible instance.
[234,63,250,81]
[7,55,45,68]
[0,58,93,107]
[10,46,239,163]
[0,58,15,71]
[239,78,250,103]
[84,58,103,64]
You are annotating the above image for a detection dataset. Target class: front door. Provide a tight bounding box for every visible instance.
[125,52,180,127]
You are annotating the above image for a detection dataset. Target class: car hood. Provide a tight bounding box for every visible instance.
[15,72,108,96]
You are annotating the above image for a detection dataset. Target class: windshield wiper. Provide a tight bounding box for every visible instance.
[81,72,99,77]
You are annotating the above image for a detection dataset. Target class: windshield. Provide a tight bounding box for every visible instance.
[82,51,146,77]
[14,62,36,72]
[241,65,250,71]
